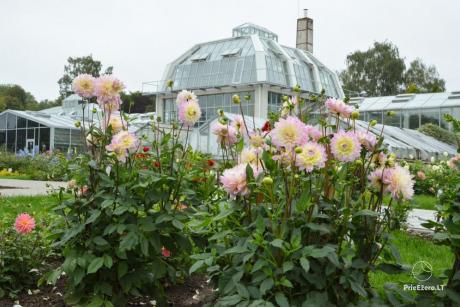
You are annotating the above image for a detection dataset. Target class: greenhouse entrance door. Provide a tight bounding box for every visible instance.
[26,139,34,152]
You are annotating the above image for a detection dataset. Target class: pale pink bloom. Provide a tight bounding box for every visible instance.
[249,132,267,155]
[368,168,392,190]
[98,95,122,113]
[106,131,140,162]
[356,131,377,151]
[295,142,327,172]
[176,90,197,105]
[417,171,426,180]
[305,125,322,141]
[178,99,201,127]
[325,98,354,118]
[330,131,362,162]
[103,113,124,133]
[448,155,460,170]
[72,74,95,98]
[270,116,308,149]
[272,150,295,166]
[240,148,257,164]
[232,115,247,137]
[212,122,237,146]
[15,213,36,234]
[67,179,77,189]
[95,75,125,103]
[387,165,414,200]
[289,96,298,105]
[220,163,261,198]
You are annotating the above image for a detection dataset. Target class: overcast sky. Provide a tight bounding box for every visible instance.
[1,0,458,101]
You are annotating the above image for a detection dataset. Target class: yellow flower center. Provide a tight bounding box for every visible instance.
[336,137,354,156]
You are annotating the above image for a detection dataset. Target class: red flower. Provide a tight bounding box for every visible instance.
[143,146,150,152]
[207,159,216,168]
[261,121,271,132]
[135,153,146,159]
[162,246,171,257]
[153,161,161,168]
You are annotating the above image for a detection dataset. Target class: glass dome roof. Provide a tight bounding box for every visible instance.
[159,24,344,98]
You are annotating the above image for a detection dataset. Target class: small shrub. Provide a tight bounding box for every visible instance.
[418,123,460,146]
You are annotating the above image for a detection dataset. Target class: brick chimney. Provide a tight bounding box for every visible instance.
[296,9,313,53]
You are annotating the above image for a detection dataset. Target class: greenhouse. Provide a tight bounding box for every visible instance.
[351,91,460,131]
[143,23,344,125]
[0,94,94,154]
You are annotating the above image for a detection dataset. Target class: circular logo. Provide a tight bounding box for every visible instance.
[412,260,432,282]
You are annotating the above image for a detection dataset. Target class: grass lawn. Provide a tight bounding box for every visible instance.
[0,195,59,226]
[370,230,454,292]
[410,194,437,210]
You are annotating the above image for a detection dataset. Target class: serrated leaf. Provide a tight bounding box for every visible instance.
[300,257,310,273]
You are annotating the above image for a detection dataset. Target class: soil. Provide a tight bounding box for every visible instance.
[0,274,214,307]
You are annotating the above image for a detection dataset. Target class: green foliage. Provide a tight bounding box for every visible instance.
[57,55,113,99]
[340,42,445,96]
[405,58,446,93]
[418,123,460,146]
[51,113,213,305]
[120,91,155,113]
[0,151,71,181]
[340,41,406,96]
[0,216,54,299]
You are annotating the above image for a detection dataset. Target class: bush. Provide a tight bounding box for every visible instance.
[191,93,414,305]
[418,123,460,146]
[0,214,53,299]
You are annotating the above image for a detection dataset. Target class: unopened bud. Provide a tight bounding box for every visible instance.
[295,147,303,154]
[355,159,363,166]
[351,110,360,120]
[166,79,174,88]
[262,176,273,185]
[387,111,396,117]
[156,116,162,123]
[282,95,289,102]
[232,95,241,104]
[74,121,81,128]
[92,108,97,114]
[293,84,301,93]
[370,120,378,127]
[217,109,224,116]
[244,95,251,101]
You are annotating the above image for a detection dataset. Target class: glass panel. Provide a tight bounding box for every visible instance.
[17,117,27,128]
[0,131,5,150]
[16,129,26,152]
[27,128,34,139]
[368,111,382,123]
[27,119,39,127]
[6,130,16,152]
[383,110,401,127]
[420,109,439,126]
[407,111,420,129]
[0,113,6,129]
[7,113,17,129]
[39,128,50,152]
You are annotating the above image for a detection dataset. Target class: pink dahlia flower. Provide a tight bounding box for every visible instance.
[178,99,202,127]
[212,122,237,146]
[330,131,362,162]
[356,131,377,151]
[270,116,308,149]
[295,142,327,172]
[15,213,36,234]
[368,168,392,190]
[95,75,125,103]
[325,98,355,118]
[103,113,124,133]
[387,165,414,200]
[305,125,322,141]
[417,171,426,180]
[72,74,95,98]
[106,131,140,162]
[220,163,261,199]
[448,155,460,170]
[176,90,197,105]
[232,115,247,137]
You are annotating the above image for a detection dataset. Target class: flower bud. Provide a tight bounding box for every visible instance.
[355,159,363,166]
[92,108,97,114]
[351,110,360,120]
[443,151,448,157]
[244,95,251,101]
[232,95,241,104]
[295,147,303,154]
[293,84,301,93]
[217,109,224,116]
[294,174,299,179]
[282,95,289,102]
[74,121,81,128]
[156,116,162,123]
[262,176,273,185]
[166,79,174,88]
[370,120,377,127]
[387,111,396,117]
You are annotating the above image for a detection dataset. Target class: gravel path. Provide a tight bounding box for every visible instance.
[0,179,66,196]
